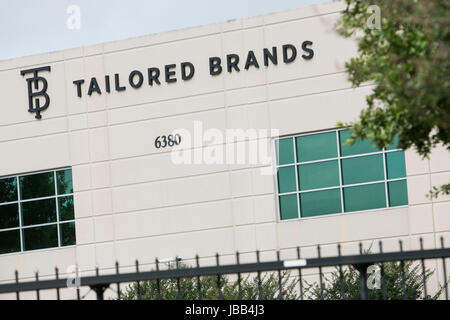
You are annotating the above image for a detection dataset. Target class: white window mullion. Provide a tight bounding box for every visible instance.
[292,136,301,218]
[17,176,24,252]
[54,171,61,248]
[382,150,389,208]
[336,130,345,213]
[274,140,282,221]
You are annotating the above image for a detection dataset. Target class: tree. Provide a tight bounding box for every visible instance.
[303,260,444,300]
[336,0,449,198]
[119,263,299,300]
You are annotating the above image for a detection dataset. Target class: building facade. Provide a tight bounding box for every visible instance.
[0,1,449,299]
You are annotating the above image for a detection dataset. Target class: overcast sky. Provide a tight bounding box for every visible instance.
[0,0,331,61]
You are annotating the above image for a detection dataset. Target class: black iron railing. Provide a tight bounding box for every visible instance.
[0,237,449,300]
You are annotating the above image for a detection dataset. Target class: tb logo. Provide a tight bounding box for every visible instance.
[20,66,51,119]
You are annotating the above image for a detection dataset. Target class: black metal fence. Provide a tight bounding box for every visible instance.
[0,237,449,300]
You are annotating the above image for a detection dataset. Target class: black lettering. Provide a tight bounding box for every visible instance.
[263,47,278,66]
[209,57,222,76]
[227,54,240,73]
[88,77,101,96]
[181,62,195,80]
[148,68,161,86]
[282,44,297,63]
[115,73,126,91]
[244,50,260,70]
[165,64,177,83]
[105,75,110,93]
[129,70,144,89]
[301,40,314,60]
[73,79,84,98]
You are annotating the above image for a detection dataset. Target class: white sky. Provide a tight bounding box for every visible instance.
[0,0,331,61]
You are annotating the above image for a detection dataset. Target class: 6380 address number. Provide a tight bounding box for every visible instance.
[154,134,182,149]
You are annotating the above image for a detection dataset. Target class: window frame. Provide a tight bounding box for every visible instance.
[273,128,408,222]
[0,167,75,255]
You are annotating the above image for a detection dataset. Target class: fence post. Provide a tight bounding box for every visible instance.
[354,243,369,300]
[354,264,369,300]
[90,267,109,300]
[91,284,109,300]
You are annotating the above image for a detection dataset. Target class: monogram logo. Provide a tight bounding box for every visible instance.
[20,66,51,119]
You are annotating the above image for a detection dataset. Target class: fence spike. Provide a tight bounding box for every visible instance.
[195,255,201,300]
[116,261,121,300]
[296,247,304,300]
[135,260,141,300]
[337,244,344,300]
[155,258,161,300]
[419,238,428,299]
[236,251,242,300]
[216,253,222,300]
[378,241,387,300]
[317,245,324,300]
[55,267,60,300]
[176,254,181,300]
[15,270,19,300]
[441,237,448,300]
[256,250,262,300]
[277,251,282,300]
[35,271,40,300]
[397,241,407,299]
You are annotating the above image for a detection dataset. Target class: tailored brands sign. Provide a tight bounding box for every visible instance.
[20,41,314,119]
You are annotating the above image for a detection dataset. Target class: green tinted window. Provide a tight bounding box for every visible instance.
[279,194,298,220]
[21,198,57,226]
[56,169,73,195]
[388,180,408,207]
[296,132,337,162]
[58,196,75,221]
[0,168,76,255]
[344,183,386,212]
[20,172,55,200]
[300,189,341,217]
[0,177,17,203]
[60,222,76,246]
[298,160,339,190]
[23,225,58,251]
[276,130,408,220]
[0,203,19,229]
[386,151,406,179]
[339,130,378,156]
[341,154,384,185]
[277,166,297,193]
[0,230,21,254]
[276,138,295,165]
